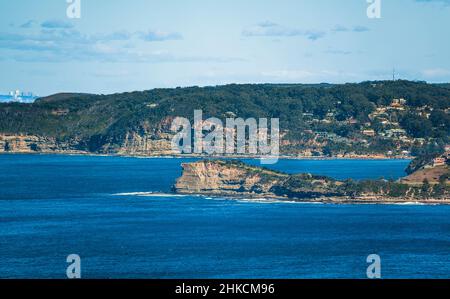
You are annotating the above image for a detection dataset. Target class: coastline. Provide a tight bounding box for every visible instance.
[122,191,450,206]
[170,192,450,206]
[0,151,413,161]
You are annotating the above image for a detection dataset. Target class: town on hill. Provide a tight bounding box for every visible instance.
[0,80,448,161]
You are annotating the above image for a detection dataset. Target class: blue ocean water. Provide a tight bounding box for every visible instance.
[0,154,449,279]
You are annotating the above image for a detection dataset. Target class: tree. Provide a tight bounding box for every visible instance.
[400,114,433,138]
[421,179,431,199]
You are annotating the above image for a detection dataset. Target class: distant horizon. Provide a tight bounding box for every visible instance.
[13,79,448,98]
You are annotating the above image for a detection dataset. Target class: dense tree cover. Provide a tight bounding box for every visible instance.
[399,113,434,138]
[336,178,449,199]
[0,80,449,153]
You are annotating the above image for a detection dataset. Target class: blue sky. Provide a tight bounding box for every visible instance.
[0,0,449,96]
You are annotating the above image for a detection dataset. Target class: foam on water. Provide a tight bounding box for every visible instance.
[113,192,188,197]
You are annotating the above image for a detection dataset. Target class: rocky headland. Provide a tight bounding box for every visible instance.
[174,160,450,203]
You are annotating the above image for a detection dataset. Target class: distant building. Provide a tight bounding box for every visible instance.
[433,157,446,167]
[389,98,406,111]
[362,129,376,137]
[385,129,407,138]
[146,103,158,108]
[316,132,329,138]
[391,98,406,106]
[0,90,37,103]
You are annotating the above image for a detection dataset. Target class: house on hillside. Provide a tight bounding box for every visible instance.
[362,129,376,137]
[433,157,446,167]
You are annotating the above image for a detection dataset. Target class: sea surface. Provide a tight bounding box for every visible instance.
[0,154,449,278]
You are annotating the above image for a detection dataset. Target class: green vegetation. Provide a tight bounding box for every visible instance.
[0,80,449,156]
[218,160,449,199]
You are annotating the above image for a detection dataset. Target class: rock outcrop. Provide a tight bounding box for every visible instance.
[174,160,287,196]
[0,130,176,156]
[0,134,86,154]
[174,160,345,199]
[116,131,174,156]
[174,160,450,201]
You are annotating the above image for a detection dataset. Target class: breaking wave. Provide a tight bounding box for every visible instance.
[112,192,188,197]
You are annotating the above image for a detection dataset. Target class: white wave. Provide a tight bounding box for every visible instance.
[113,192,187,197]
[392,201,427,206]
[219,197,322,205]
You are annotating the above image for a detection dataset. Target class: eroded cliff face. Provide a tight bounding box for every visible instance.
[174,160,287,196]
[0,131,176,156]
[115,131,174,156]
[174,160,346,198]
[0,116,179,156]
[174,160,450,201]
[0,134,85,154]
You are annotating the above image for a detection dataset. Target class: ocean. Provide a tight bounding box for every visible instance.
[0,154,449,278]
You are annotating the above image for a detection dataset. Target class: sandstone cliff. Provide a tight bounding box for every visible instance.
[0,133,180,156]
[0,134,86,154]
[174,160,450,201]
[174,160,287,196]
[174,160,345,199]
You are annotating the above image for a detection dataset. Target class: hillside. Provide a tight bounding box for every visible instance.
[402,166,449,185]
[402,151,449,184]
[0,80,449,157]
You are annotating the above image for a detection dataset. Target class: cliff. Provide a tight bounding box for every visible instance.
[174,160,450,202]
[0,134,86,154]
[174,160,288,197]
[174,160,345,199]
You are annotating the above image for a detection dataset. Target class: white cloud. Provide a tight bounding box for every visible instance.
[0,26,202,63]
[260,69,359,83]
[138,30,183,42]
[332,25,370,33]
[242,22,326,41]
[261,70,317,80]
[415,0,450,6]
[422,68,450,77]
[41,19,74,29]
[243,22,370,41]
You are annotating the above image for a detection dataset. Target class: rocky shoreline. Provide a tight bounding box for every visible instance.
[196,194,450,205]
[0,150,413,161]
[0,134,413,160]
[174,160,449,204]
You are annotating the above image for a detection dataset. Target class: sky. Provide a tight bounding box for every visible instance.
[0,0,449,96]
